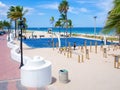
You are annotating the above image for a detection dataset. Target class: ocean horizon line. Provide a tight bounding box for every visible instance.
[28,27,103,28]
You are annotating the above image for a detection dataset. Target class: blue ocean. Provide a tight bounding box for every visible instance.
[27,27,103,35]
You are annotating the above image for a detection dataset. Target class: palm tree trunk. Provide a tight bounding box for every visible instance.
[59,26,60,34]
[65,13,68,46]
[15,20,17,38]
[70,27,71,37]
[119,34,120,45]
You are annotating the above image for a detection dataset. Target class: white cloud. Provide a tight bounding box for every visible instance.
[24,7,34,15]
[0,1,7,7]
[79,8,88,12]
[69,7,78,14]
[0,2,8,16]
[76,0,95,4]
[69,6,89,14]
[38,2,59,10]
[95,0,113,25]
[96,0,113,11]
[38,12,45,16]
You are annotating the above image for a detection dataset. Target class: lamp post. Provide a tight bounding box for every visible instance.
[94,16,97,39]
[19,19,25,69]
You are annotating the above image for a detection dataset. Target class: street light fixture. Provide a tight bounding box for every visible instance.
[19,19,25,69]
[94,16,97,39]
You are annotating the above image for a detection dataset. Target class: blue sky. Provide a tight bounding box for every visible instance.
[0,0,113,27]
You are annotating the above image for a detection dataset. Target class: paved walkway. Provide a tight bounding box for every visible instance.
[0,35,20,81]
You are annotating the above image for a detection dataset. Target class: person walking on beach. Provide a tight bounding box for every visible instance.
[73,42,76,50]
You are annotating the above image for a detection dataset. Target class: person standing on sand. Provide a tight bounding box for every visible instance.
[73,42,76,50]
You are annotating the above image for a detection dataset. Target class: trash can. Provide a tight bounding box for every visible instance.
[59,69,68,83]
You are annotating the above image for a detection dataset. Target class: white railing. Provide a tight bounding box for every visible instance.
[7,39,31,64]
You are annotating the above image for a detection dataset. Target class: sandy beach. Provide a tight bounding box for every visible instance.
[17,31,120,90]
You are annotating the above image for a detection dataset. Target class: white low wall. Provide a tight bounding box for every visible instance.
[7,41,31,64]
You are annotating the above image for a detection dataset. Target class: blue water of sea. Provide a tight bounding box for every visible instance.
[28,27,103,35]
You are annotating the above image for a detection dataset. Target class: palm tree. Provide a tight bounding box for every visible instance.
[55,20,61,34]
[58,0,69,20]
[102,0,120,45]
[20,17,27,33]
[7,6,28,37]
[58,0,69,33]
[3,20,11,33]
[68,19,73,37]
[50,16,55,27]
[50,16,55,33]
[0,21,3,30]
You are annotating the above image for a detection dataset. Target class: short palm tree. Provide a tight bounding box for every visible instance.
[50,16,55,33]
[0,21,3,30]
[68,19,73,37]
[50,16,55,27]
[55,20,61,34]
[102,0,120,44]
[7,6,28,37]
[3,20,11,33]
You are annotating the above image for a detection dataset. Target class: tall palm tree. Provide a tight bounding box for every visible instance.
[68,19,73,37]
[102,0,120,44]
[58,0,69,20]
[58,0,69,33]
[7,6,28,37]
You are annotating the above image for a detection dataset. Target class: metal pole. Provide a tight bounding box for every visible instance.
[19,20,24,69]
[94,16,97,39]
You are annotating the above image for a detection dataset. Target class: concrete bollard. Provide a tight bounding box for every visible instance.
[67,52,69,58]
[84,40,87,49]
[90,41,92,52]
[68,42,71,49]
[52,41,54,50]
[78,55,80,63]
[70,50,72,58]
[114,56,119,69]
[103,48,107,58]
[81,46,84,53]
[64,52,66,56]
[100,44,103,51]
[56,42,59,49]
[86,49,89,59]
[95,42,97,53]
[82,55,84,62]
